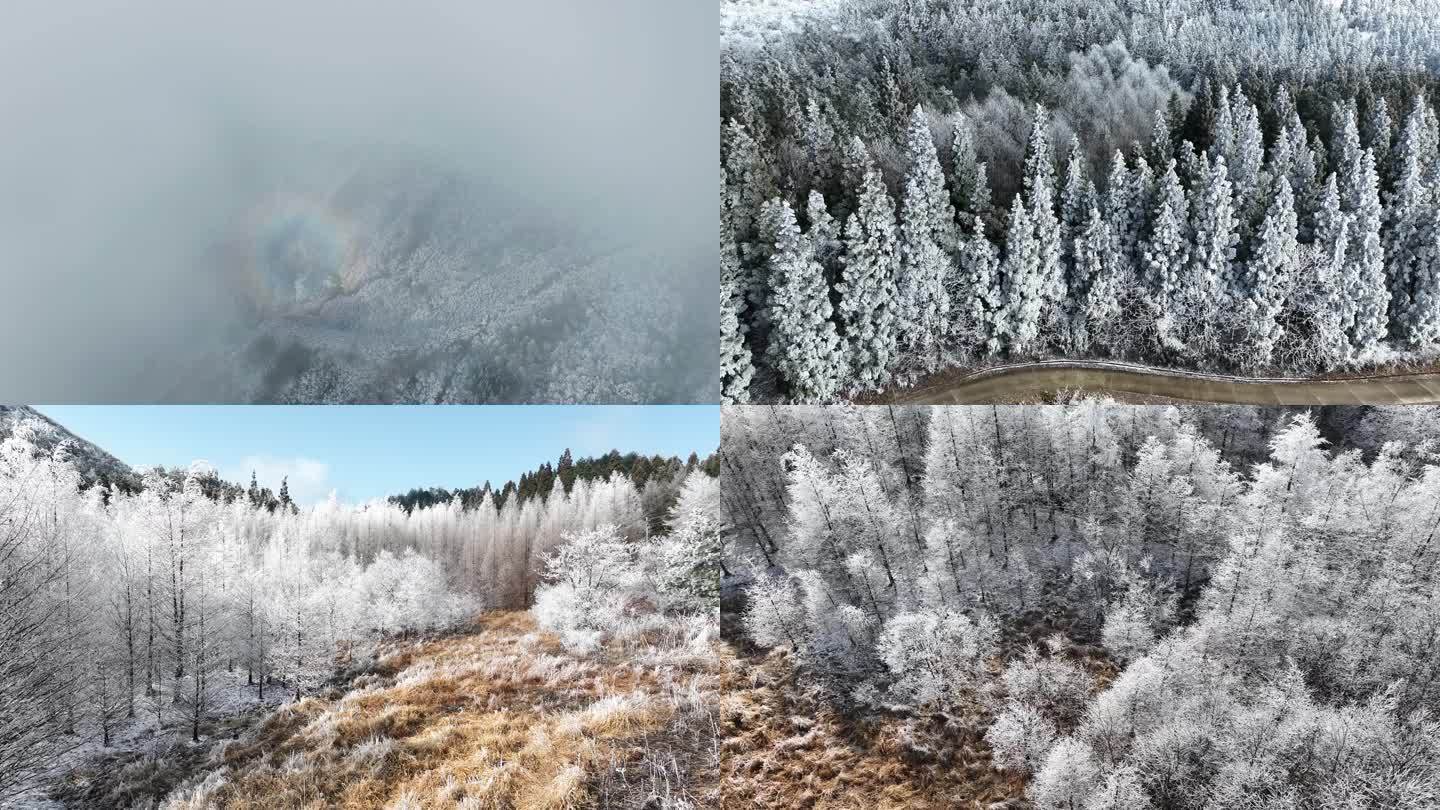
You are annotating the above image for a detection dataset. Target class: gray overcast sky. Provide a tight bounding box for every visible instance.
[0,0,716,400]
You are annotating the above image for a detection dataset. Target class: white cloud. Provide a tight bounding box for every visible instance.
[226,455,334,506]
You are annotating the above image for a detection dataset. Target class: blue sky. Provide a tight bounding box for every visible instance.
[37,406,717,505]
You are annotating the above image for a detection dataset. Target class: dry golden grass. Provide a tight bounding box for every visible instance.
[184,612,719,809]
[717,646,1029,810]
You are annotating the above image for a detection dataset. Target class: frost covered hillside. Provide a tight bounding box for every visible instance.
[164,160,715,405]
[0,412,721,808]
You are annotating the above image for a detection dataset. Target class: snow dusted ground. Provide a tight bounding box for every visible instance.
[20,670,288,809]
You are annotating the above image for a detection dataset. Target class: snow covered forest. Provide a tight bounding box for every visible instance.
[0,419,720,806]
[721,404,1440,807]
[721,0,1440,402]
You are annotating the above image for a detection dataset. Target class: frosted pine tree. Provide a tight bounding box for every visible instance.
[1001,196,1043,355]
[1243,177,1298,371]
[957,216,1004,358]
[720,167,753,403]
[1363,95,1393,181]
[1285,114,1320,237]
[897,106,957,370]
[1186,154,1239,363]
[1023,106,1065,347]
[839,160,902,391]
[1074,205,1115,355]
[807,190,841,269]
[762,199,843,403]
[1385,102,1430,335]
[950,116,985,221]
[723,119,776,247]
[1060,136,1094,268]
[1349,149,1390,359]
[841,136,873,205]
[972,162,993,221]
[1143,161,1189,321]
[1213,86,1236,165]
[1148,108,1172,169]
[1103,152,1140,278]
[1333,101,1363,211]
[1404,206,1440,353]
[720,273,754,404]
[802,97,838,192]
[1311,211,1354,371]
[1313,175,1356,366]
[1230,91,1266,231]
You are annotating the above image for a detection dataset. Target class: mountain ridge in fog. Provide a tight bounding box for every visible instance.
[0,0,716,403]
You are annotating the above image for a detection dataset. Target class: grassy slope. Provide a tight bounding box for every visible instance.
[162,613,720,809]
[718,608,1123,809]
[719,647,1026,810]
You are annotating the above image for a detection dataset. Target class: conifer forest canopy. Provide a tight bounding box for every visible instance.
[720,0,1440,403]
[721,402,1440,807]
[0,0,716,404]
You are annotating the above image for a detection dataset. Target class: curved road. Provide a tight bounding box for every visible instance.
[884,361,1440,405]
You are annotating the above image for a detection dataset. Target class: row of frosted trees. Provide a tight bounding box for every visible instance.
[723,88,1440,401]
[0,426,706,802]
[724,404,1440,807]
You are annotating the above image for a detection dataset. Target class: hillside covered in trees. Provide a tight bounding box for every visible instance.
[387,447,720,524]
[721,0,1440,402]
[720,403,1440,807]
[0,411,719,807]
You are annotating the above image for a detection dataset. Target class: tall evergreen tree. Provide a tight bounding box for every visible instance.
[1362,95,1393,182]
[721,271,754,404]
[1311,211,1354,371]
[1073,205,1116,356]
[897,106,957,370]
[1407,206,1440,352]
[721,166,754,403]
[1000,196,1043,355]
[802,96,839,194]
[950,117,984,221]
[1334,101,1364,212]
[762,199,843,403]
[1349,150,1390,358]
[1230,91,1266,232]
[1244,177,1298,371]
[724,119,779,306]
[1103,152,1141,278]
[1385,101,1431,334]
[723,119,776,245]
[1212,86,1235,164]
[1060,136,1094,271]
[957,216,1003,358]
[1143,161,1189,317]
[1313,174,1356,354]
[1186,154,1240,362]
[839,160,903,390]
[1279,109,1319,240]
[1148,108,1173,169]
[1023,106,1065,345]
[972,162,994,222]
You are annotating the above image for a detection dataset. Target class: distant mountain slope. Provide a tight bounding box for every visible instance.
[0,405,137,490]
[170,161,714,404]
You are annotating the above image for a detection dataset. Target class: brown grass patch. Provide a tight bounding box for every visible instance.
[718,646,1029,810]
[185,612,719,809]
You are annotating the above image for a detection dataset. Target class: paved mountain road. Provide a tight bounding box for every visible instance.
[884,361,1440,405]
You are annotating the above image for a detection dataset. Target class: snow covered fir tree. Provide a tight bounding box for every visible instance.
[0,409,720,807]
[720,0,1440,402]
[720,403,1440,807]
